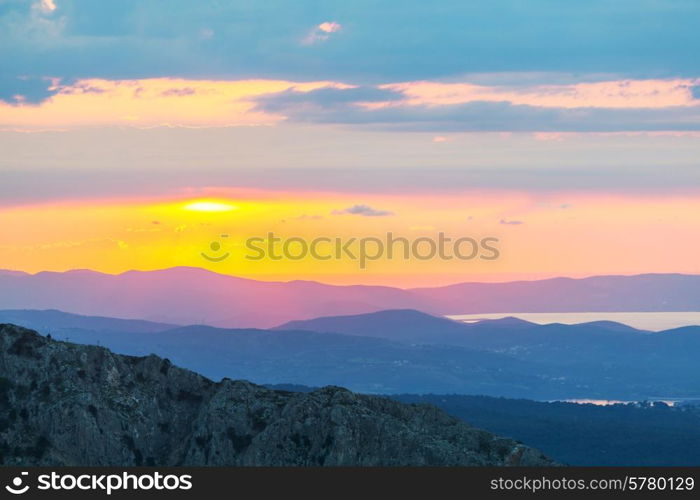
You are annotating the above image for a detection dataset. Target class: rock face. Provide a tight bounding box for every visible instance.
[0,324,554,466]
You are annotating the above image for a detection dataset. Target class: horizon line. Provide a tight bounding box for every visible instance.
[1,266,698,290]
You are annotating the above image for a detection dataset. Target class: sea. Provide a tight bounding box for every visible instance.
[447,311,700,332]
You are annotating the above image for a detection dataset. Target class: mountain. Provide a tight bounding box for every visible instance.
[0,323,553,466]
[276,309,472,343]
[275,310,700,398]
[33,322,562,398]
[276,309,656,356]
[276,309,656,354]
[0,270,28,277]
[0,267,418,328]
[275,309,537,344]
[658,325,700,335]
[0,309,175,334]
[410,273,700,314]
[1,267,699,328]
[4,308,700,399]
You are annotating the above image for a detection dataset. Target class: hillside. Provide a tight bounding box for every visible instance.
[392,394,700,466]
[0,324,553,466]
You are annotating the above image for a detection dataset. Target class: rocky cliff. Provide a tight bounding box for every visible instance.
[0,324,553,466]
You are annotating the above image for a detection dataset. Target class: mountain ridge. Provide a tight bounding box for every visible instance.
[5,308,700,399]
[2,267,700,327]
[0,323,553,466]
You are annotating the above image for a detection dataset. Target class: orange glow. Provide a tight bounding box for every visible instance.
[0,78,351,129]
[3,76,697,130]
[0,190,698,286]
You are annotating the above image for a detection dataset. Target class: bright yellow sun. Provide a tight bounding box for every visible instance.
[183,201,238,212]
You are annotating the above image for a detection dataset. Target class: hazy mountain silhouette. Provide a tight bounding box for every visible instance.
[409,273,700,313]
[276,309,474,343]
[1,267,699,327]
[0,267,417,327]
[5,308,700,400]
[276,309,700,398]
[32,323,560,398]
[0,309,175,334]
[276,309,645,350]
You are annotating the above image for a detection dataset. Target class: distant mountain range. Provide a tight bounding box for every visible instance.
[0,309,174,334]
[277,309,700,397]
[1,267,699,327]
[0,324,553,466]
[1,310,554,397]
[3,308,700,400]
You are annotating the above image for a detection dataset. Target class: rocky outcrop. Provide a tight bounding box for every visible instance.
[0,324,554,466]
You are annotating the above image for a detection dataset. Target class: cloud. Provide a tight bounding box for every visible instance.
[303,21,342,45]
[59,81,106,95]
[0,77,347,128]
[255,85,402,124]
[254,85,700,132]
[258,85,399,109]
[533,132,566,141]
[0,76,60,105]
[318,22,341,33]
[6,72,700,131]
[160,87,197,97]
[1,0,699,86]
[37,0,57,13]
[1,159,699,208]
[259,78,700,116]
[332,204,394,217]
[381,79,700,109]
[292,214,324,220]
[500,219,524,225]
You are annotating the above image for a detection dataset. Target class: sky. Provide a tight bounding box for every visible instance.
[0,0,699,286]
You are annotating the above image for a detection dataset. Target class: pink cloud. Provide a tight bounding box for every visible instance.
[533,132,567,141]
[318,22,341,33]
[377,78,700,110]
[35,0,56,13]
[303,21,342,45]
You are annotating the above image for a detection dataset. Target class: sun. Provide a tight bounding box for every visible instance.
[183,201,238,213]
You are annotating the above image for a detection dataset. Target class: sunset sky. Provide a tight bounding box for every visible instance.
[1,0,699,286]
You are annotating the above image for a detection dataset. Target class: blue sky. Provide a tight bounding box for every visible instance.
[0,0,699,201]
[3,0,700,90]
